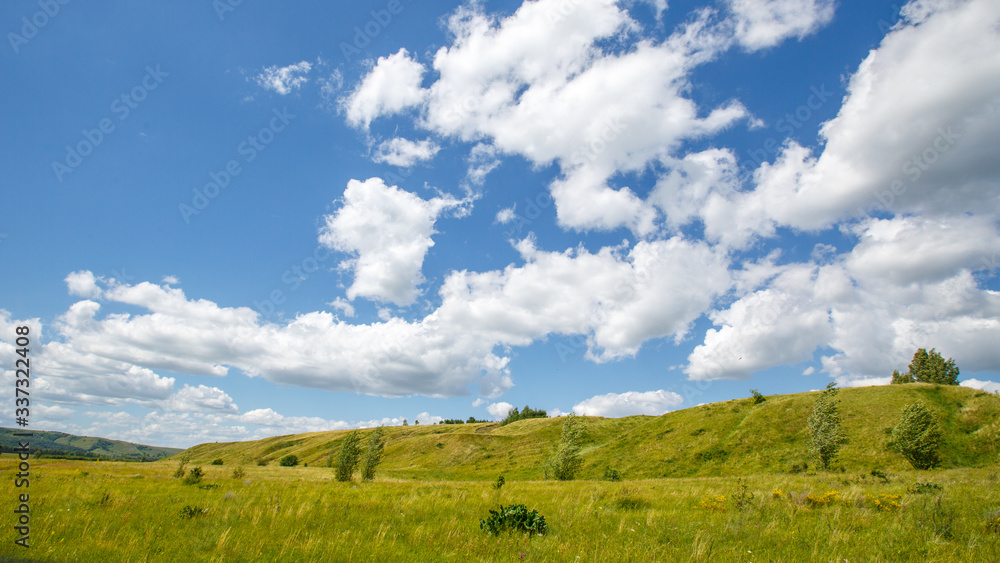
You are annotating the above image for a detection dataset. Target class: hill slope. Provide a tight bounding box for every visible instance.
[0,428,183,460]
[181,384,1000,479]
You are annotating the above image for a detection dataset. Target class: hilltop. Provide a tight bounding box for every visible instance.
[181,384,1000,479]
[0,427,183,461]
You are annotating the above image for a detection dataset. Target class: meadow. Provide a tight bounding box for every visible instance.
[3,384,1000,561]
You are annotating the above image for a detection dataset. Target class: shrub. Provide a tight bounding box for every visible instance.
[750,389,766,405]
[182,467,204,486]
[173,459,188,479]
[232,466,247,480]
[211,458,224,465]
[889,402,943,469]
[256,459,268,466]
[699,495,726,511]
[480,504,547,536]
[179,505,209,519]
[808,383,846,470]
[361,427,386,482]
[985,510,1000,535]
[732,478,755,511]
[789,461,809,474]
[805,491,840,507]
[869,468,890,484]
[603,467,622,482]
[909,482,942,494]
[868,493,903,512]
[279,454,298,467]
[493,475,505,491]
[335,431,362,482]
[545,414,583,481]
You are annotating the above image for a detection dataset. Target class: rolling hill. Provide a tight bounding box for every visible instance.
[0,428,183,460]
[183,383,1000,479]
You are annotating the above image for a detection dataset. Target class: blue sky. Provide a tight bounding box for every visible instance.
[2,0,999,448]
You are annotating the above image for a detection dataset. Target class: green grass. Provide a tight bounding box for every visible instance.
[181,384,1000,480]
[5,458,999,561]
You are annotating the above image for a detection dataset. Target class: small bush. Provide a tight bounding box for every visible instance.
[805,491,840,507]
[211,458,224,466]
[279,454,298,467]
[493,475,505,491]
[867,493,903,512]
[732,478,755,511]
[173,459,188,479]
[750,389,766,405]
[179,505,209,519]
[603,467,622,482]
[699,495,726,512]
[256,459,268,466]
[790,461,809,474]
[909,482,942,494]
[480,504,547,536]
[870,468,890,484]
[182,467,204,486]
[984,511,1000,535]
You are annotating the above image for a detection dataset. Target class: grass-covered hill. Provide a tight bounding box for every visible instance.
[181,383,1000,480]
[0,427,183,460]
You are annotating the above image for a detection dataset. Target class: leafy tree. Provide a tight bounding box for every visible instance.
[807,383,846,470]
[360,427,386,481]
[546,414,583,480]
[893,348,959,385]
[335,431,362,482]
[890,369,914,384]
[889,402,942,469]
[279,454,298,467]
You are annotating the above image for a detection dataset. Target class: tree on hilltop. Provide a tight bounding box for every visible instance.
[891,348,959,385]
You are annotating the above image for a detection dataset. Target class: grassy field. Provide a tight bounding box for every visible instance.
[3,384,999,561]
[2,458,999,561]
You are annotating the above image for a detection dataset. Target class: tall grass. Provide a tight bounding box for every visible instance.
[4,456,998,561]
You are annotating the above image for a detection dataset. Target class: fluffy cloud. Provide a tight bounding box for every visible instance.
[486,401,514,419]
[65,270,102,298]
[727,0,836,51]
[319,178,465,306]
[572,390,683,417]
[372,137,440,167]
[716,0,1000,243]
[256,61,312,95]
[962,379,1000,394]
[159,384,238,413]
[344,49,426,129]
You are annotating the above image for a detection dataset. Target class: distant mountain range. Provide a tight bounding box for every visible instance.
[0,428,182,461]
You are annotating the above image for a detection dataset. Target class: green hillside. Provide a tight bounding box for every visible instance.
[0,427,183,460]
[181,383,1000,479]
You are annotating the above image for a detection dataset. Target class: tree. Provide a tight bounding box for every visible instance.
[546,414,583,480]
[889,402,942,469]
[807,383,846,470]
[360,427,386,481]
[335,431,362,482]
[893,348,959,385]
[500,405,547,426]
[279,454,298,467]
[890,369,914,384]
